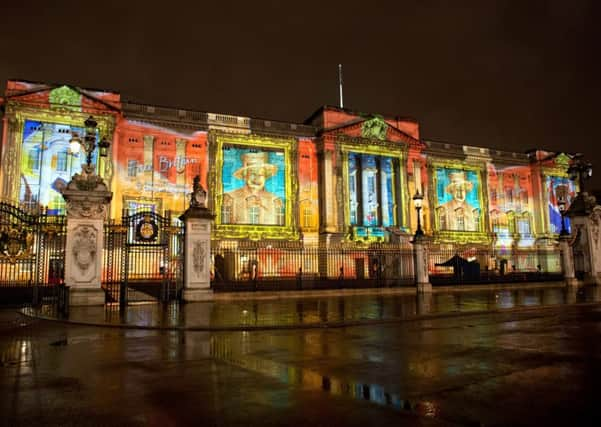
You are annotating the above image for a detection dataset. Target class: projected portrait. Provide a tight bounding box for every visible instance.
[435,168,481,232]
[546,175,575,234]
[221,146,286,225]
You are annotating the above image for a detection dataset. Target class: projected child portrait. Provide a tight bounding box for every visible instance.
[436,168,481,231]
[221,146,286,225]
[546,176,575,234]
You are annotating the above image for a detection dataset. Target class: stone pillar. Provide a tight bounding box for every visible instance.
[62,169,112,306]
[412,237,432,293]
[567,195,601,285]
[559,236,579,286]
[179,177,215,302]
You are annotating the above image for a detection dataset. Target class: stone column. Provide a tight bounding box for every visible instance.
[412,236,432,293]
[559,235,579,286]
[62,169,112,306]
[179,178,215,302]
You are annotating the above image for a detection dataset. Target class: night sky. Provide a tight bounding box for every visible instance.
[1,1,600,188]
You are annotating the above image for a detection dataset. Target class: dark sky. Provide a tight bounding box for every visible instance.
[2,1,600,187]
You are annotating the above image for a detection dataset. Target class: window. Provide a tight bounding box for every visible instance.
[29,148,41,171]
[222,204,231,224]
[348,153,396,228]
[249,206,260,224]
[277,206,285,226]
[303,207,312,228]
[128,160,137,177]
[56,151,68,172]
[455,207,465,230]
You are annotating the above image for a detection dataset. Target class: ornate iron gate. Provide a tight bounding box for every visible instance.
[103,211,184,305]
[0,202,67,306]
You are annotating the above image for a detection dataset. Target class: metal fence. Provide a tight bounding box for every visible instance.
[102,212,184,304]
[0,202,67,306]
[211,244,416,291]
[428,246,563,284]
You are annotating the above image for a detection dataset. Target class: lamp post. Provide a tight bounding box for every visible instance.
[69,116,110,173]
[413,190,424,238]
[558,195,569,236]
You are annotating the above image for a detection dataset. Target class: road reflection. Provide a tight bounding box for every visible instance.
[24,285,601,330]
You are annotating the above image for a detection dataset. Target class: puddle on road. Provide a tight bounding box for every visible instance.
[210,333,414,412]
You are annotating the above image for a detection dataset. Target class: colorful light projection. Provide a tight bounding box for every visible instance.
[213,134,298,240]
[546,175,576,234]
[113,120,207,216]
[435,167,481,232]
[19,120,95,214]
[221,145,286,225]
[487,167,535,247]
[298,139,319,231]
[348,153,396,228]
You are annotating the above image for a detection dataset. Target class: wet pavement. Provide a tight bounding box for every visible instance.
[23,282,601,329]
[2,291,601,426]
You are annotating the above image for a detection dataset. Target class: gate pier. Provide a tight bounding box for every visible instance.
[62,167,112,306]
[180,177,214,302]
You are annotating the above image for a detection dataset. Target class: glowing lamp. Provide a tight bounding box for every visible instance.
[412,190,424,238]
[98,137,111,158]
[69,133,82,154]
[413,191,423,209]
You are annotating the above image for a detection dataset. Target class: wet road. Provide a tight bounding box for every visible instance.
[2,297,601,426]
[29,284,601,329]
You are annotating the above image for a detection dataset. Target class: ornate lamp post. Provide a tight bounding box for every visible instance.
[558,195,569,236]
[411,190,431,292]
[413,190,424,238]
[62,116,113,307]
[69,116,110,172]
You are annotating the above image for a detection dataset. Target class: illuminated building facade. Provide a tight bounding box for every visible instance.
[0,80,575,275]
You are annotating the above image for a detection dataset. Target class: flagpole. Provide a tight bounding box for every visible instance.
[338,64,344,108]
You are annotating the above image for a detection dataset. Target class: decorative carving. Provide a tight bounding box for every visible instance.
[62,164,112,219]
[66,199,107,219]
[361,116,388,140]
[70,165,108,192]
[135,215,158,242]
[49,86,82,111]
[192,240,207,277]
[72,226,97,272]
[0,226,34,264]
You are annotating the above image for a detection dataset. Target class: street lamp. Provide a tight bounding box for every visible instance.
[69,116,110,170]
[557,195,569,236]
[413,190,424,238]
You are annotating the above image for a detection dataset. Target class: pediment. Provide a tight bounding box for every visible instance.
[322,115,423,148]
[5,81,121,113]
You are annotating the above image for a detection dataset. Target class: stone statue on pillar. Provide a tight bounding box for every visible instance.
[180,175,215,302]
[564,155,600,285]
